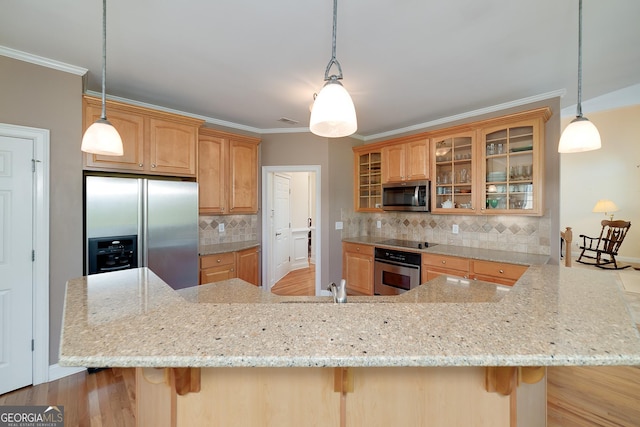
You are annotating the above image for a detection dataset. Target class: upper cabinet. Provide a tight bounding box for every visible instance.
[83,96,203,177]
[353,146,382,212]
[198,128,261,215]
[432,131,476,214]
[432,108,550,215]
[381,137,430,183]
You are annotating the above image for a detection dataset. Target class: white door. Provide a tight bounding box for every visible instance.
[0,135,34,394]
[273,174,291,283]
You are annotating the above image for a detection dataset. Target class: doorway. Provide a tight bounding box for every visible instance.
[0,123,50,394]
[262,166,321,295]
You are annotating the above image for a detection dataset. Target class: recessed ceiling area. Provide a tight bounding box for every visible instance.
[1,0,639,139]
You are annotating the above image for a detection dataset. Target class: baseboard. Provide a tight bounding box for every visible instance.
[48,363,86,382]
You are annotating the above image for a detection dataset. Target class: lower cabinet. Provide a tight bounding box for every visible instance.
[422,253,526,286]
[200,247,260,286]
[342,242,374,296]
[138,366,546,427]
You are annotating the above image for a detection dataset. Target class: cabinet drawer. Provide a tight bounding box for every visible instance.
[471,260,527,281]
[342,242,374,256]
[422,254,469,272]
[200,252,236,269]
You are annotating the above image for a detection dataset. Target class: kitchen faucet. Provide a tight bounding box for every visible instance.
[328,279,347,303]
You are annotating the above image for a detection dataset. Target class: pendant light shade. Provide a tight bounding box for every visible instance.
[310,79,357,138]
[309,0,357,138]
[558,0,600,154]
[81,118,124,155]
[558,116,601,153]
[82,0,123,156]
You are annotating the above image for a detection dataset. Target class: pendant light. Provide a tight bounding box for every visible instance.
[558,0,601,153]
[309,0,357,138]
[81,0,123,156]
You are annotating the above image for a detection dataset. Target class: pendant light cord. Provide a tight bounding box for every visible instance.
[323,0,343,81]
[100,0,108,120]
[576,0,583,118]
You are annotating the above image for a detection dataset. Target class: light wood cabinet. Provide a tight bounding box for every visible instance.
[200,247,260,286]
[421,253,470,282]
[352,147,382,212]
[342,242,374,296]
[431,107,550,215]
[237,246,260,286]
[198,128,260,214]
[422,253,526,286]
[381,137,430,183]
[200,252,236,285]
[470,260,527,286]
[83,95,202,177]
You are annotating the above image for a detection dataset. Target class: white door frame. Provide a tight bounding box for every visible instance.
[261,165,321,295]
[0,123,50,386]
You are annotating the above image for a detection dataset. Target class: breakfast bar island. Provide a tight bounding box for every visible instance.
[60,266,640,427]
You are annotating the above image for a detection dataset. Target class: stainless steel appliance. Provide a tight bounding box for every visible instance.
[382,180,430,212]
[85,175,199,290]
[377,238,434,250]
[374,247,422,295]
[88,235,138,274]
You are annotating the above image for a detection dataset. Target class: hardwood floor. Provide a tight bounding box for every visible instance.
[547,365,640,427]
[0,368,136,427]
[271,263,316,296]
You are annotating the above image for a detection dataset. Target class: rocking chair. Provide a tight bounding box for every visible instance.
[576,220,631,269]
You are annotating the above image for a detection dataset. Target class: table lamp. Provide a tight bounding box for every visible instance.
[592,199,619,221]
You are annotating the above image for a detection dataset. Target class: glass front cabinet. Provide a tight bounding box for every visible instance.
[480,116,546,216]
[431,107,550,216]
[353,149,382,212]
[432,131,476,214]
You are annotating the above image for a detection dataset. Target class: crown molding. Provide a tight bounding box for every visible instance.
[0,45,88,76]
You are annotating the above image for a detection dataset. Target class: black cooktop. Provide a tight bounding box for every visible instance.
[377,239,435,250]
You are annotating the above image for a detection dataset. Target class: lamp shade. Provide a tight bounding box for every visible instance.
[81,118,124,156]
[310,80,357,138]
[592,199,618,214]
[558,116,601,153]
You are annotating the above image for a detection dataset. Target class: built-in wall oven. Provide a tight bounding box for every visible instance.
[374,247,422,295]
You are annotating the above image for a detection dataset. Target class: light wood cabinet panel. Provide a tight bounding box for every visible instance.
[83,95,202,177]
[198,134,227,214]
[381,138,429,183]
[83,102,146,172]
[421,253,470,282]
[149,118,197,176]
[471,260,527,286]
[228,139,258,213]
[342,243,374,296]
[200,252,236,285]
[198,128,260,214]
[237,246,260,286]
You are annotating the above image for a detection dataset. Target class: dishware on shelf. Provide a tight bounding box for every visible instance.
[488,199,499,208]
[442,199,453,208]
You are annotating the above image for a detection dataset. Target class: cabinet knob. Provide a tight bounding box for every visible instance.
[230,268,234,272]
[499,269,504,274]
[217,259,222,263]
[441,260,446,264]
[356,247,360,251]
[138,163,143,167]
[151,164,157,168]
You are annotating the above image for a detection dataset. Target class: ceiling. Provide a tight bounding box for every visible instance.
[1,0,639,139]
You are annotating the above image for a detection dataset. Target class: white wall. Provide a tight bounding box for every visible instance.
[290,172,310,228]
[560,104,640,261]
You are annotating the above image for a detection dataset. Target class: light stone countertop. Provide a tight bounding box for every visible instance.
[59,266,640,368]
[199,240,260,256]
[342,236,550,265]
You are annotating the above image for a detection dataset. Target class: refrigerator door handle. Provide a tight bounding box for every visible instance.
[139,178,147,269]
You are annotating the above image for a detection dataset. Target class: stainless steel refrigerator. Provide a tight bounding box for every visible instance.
[85,175,199,289]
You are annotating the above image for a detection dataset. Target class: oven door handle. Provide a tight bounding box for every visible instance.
[374,259,420,269]
[98,264,132,272]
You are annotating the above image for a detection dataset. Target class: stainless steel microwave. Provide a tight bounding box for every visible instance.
[382,180,430,212]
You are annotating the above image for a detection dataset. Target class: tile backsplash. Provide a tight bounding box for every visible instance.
[341,211,551,255]
[199,214,258,246]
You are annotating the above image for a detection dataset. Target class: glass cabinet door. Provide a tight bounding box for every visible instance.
[356,152,382,211]
[482,121,541,214]
[433,132,475,212]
